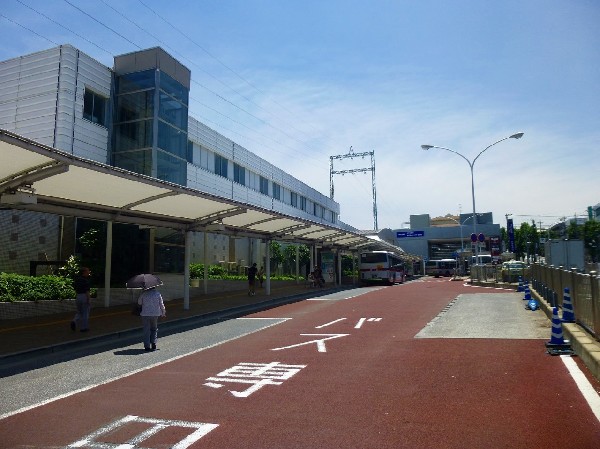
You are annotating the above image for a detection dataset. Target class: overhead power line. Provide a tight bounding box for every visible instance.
[17,0,113,56]
[0,13,58,46]
[5,1,333,184]
[63,0,142,50]
[136,0,321,139]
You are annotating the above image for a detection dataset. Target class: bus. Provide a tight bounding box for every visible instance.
[425,259,457,277]
[471,254,492,265]
[359,251,406,285]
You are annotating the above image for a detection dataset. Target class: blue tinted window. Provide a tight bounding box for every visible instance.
[117,70,155,94]
[159,91,187,129]
[114,120,153,151]
[117,90,154,122]
[157,150,187,185]
[157,120,187,159]
[234,163,245,185]
[83,89,107,126]
[159,71,188,105]
[259,176,269,195]
[215,154,228,177]
[113,150,152,176]
[272,183,281,200]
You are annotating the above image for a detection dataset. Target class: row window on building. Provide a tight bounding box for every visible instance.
[191,141,335,224]
[83,89,108,127]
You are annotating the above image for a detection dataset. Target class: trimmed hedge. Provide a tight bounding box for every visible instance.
[0,273,75,302]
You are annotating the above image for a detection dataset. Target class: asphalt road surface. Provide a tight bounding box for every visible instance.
[1,278,599,448]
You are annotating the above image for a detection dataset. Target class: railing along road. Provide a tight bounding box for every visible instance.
[470,263,600,341]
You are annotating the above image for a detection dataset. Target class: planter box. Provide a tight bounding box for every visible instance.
[0,299,77,320]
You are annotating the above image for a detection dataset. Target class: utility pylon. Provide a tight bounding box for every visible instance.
[329,146,378,230]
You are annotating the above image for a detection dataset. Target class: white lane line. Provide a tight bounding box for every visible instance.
[315,318,346,328]
[561,355,600,423]
[0,318,288,421]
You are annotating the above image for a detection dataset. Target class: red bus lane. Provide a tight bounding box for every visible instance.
[1,280,599,448]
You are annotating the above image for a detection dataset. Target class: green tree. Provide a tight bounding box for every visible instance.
[511,221,540,262]
[583,220,600,262]
[282,244,310,275]
[341,254,357,277]
[269,241,284,273]
[77,224,106,282]
[567,221,582,239]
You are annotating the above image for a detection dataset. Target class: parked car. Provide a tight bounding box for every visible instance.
[501,260,527,282]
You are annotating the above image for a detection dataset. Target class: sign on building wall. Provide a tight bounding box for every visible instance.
[507,218,516,252]
[396,231,425,238]
[321,252,335,283]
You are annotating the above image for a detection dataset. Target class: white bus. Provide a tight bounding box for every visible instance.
[425,259,457,277]
[471,254,493,265]
[359,251,406,285]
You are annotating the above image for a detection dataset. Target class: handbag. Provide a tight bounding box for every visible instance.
[132,303,142,316]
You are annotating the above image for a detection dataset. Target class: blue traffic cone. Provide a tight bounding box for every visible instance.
[517,277,524,292]
[526,298,539,311]
[547,307,566,346]
[561,287,575,323]
[523,286,531,301]
[545,307,573,355]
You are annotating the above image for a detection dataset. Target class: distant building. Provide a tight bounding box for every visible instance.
[377,212,501,265]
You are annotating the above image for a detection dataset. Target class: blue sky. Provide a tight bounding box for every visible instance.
[1,0,599,230]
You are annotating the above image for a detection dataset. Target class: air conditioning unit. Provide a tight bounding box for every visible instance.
[0,192,37,205]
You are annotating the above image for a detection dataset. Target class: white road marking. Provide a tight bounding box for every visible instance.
[315,318,346,328]
[561,355,600,423]
[271,333,349,353]
[67,415,218,448]
[0,318,288,421]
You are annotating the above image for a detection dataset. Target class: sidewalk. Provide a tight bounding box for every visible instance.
[0,282,341,361]
[471,278,600,381]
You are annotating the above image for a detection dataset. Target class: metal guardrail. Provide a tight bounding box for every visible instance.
[470,263,599,341]
[530,264,599,340]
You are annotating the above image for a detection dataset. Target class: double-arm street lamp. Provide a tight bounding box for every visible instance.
[421,132,524,259]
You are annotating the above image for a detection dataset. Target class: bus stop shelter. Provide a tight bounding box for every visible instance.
[0,129,405,308]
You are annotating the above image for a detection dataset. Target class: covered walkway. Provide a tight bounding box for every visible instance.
[0,129,407,309]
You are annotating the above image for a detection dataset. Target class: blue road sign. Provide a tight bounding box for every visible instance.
[396,231,425,238]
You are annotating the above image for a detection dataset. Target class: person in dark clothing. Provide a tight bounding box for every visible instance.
[71,267,92,332]
[248,263,258,296]
[258,266,265,287]
[312,265,324,288]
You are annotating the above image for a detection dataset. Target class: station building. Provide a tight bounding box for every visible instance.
[0,45,353,281]
[377,212,502,270]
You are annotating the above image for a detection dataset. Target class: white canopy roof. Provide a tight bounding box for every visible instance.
[0,129,405,255]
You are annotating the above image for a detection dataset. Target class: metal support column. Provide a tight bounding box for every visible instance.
[104,221,112,308]
[184,230,192,310]
[295,245,300,284]
[203,232,209,295]
[265,239,271,296]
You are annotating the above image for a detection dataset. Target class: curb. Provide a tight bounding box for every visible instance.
[531,288,600,382]
[0,287,345,365]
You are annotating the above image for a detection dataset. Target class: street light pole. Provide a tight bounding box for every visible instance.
[421,132,524,261]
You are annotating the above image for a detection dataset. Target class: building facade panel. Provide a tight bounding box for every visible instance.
[0,44,352,276]
[0,210,60,275]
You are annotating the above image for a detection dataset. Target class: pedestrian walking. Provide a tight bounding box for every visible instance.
[258,265,265,288]
[248,263,258,296]
[137,286,166,351]
[311,265,324,288]
[71,267,92,332]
